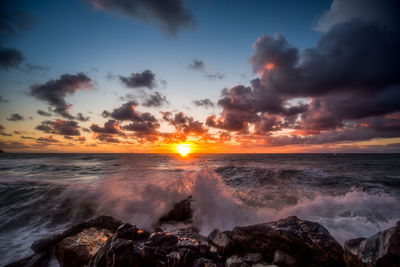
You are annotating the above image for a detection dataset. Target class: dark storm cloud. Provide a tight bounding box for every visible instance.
[193,98,214,109]
[119,70,156,89]
[30,73,93,118]
[87,0,196,36]
[142,92,168,107]
[188,59,205,71]
[209,0,400,144]
[0,46,24,69]
[76,113,90,122]
[37,110,52,117]
[164,112,207,134]
[7,113,24,122]
[36,120,81,136]
[316,0,400,31]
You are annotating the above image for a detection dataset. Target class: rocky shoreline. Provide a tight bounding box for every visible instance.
[6,197,400,267]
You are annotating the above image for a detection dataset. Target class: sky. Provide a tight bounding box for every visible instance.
[0,0,399,153]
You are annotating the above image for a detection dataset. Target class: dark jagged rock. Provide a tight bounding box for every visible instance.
[116,223,150,241]
[207,228,233,255]
[225,216,345,267]
[32,216,122,254]
[10,211,400,267]
[344,220,400,267]
[57,227,112,267]
[158,196,193,224]
[6,216,122,267]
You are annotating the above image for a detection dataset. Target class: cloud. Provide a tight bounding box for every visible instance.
[36,120,81,136]
[193,98,214,109]
[0,96,9,103]
[30,73,93,118]
[87,0,196,36]
[76,112,90,122]
[205,73,225,80]
[37,135,60,143]
[0,46,24,69]
[90,119,123,135]
[119,70,156,89]
[142,91,168,107]
[0,7,37,38]
[315,0,400,32]
[37,110,52,117]
[188,59,205,71]
[187,59,225,80]
[208,0,400,146]
[109,100,140,121]
[7,113,24,122]
[23,63,50,73]
[164,111,207,134]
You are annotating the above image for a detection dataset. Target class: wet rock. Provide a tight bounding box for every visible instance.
[242,253,263,265]
[227,216,345,267]
[116,223,150,241]
[57,227,112,267]
[226,255,249,267]
[158,196,193,224]
[273,250,296,266]
[208,228,233,255]
[32,216,121,254]
[344,220,400,267]
[89,236,143,267]
[192,257,218,267]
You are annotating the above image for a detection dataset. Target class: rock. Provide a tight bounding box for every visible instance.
[344,220,400,267]
[226,216,345,267]
[273,250,296,266]
[89,236,143,267]
[57,227,112,267]
[226,255,249,267]
[116,223,150,241]
[7,216,122,267]
[192,257,219,267]
[242,253,263,265]
[32,216,121,254]
[208,228,233,255]
[158,196,193,224]
[252,264,278,267]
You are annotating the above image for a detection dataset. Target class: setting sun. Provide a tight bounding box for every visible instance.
[176,144,191,156]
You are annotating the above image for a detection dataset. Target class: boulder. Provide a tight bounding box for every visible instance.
[344,220,400,267]
[225,255,249,267]
[57,227,112,267]
[207,229,233,255]
[158,196,193,224]
[226,216,345,267]
[242,253,262,265]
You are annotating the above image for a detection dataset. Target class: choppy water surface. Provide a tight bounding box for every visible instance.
[0,153,400,265]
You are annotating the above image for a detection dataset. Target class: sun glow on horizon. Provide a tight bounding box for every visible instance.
[176,143,191,156]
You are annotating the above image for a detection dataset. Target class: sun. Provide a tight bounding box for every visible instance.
[176,144,191,156]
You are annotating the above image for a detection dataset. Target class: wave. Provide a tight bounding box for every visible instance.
[1,163,399,265]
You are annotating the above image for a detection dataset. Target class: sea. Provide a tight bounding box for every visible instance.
[0,153,400,265]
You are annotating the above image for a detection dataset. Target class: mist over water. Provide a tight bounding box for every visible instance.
[0,153,399,265]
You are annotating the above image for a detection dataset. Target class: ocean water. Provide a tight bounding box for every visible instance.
[0,153,400,265]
